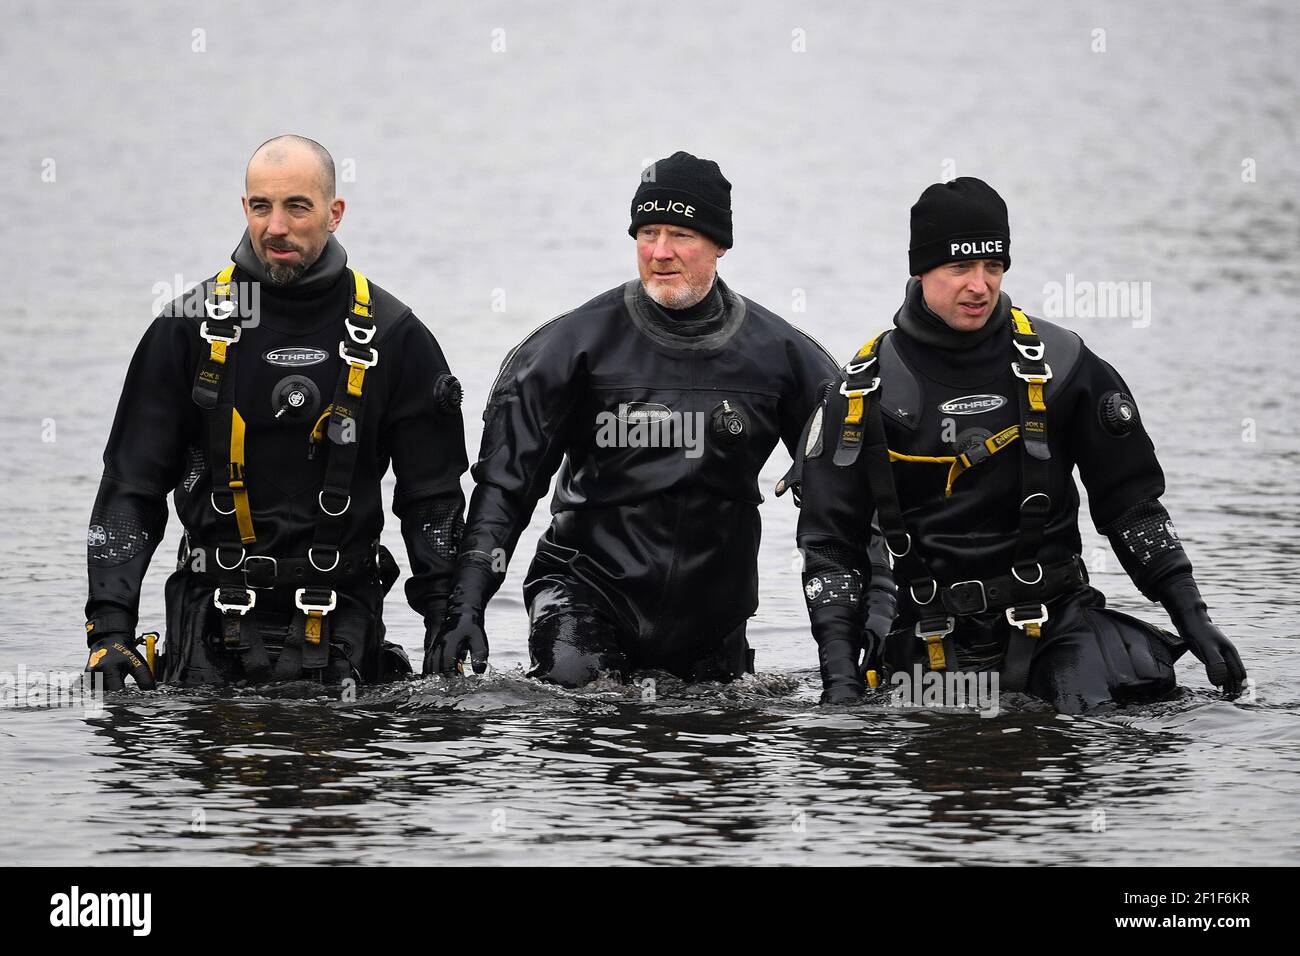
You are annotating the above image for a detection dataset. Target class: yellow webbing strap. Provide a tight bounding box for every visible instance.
[345,268,372,397]
[943,425,1022,496]
[842,332,885,426]
[304,612,323,645]
[351,268,372,318]
[209,264,237,365]
[890,450,956,465]
[886,425,1022,497]
[310,407,333,445]
[229,407,256,544]
[851,332,883,363]
[924,635,947,670]
[347,365,366,398]
[1010,307,1047,412]
[1010,307,1035,338]
[1022,622,1042,639]
[845,393,863,426]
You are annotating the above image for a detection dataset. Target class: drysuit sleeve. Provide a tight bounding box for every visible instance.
[1067,344,1193,600]
[85,309,198,642]
[385,314,469,628]
[780,329,841,458]
[458,319,584,586]
[795,378,881,692]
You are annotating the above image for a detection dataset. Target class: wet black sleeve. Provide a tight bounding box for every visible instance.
[459,319,583,581]
[86,310,197,637]
[385,315,470,625]
[795,381,879,624]
[1068,344,1193,599]
[780,329,840,457]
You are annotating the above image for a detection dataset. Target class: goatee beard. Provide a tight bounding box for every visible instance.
[265,260,309,285]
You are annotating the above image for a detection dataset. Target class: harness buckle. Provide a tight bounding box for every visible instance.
[213,587,256,615]
[242,555,278,589]
[199,320,241,345]
[1006,604,1049,629]
[914,616,955,640]
[839,377,881,399]
[295,588,337,616]
[962,441,992,467]
[946,579,988,615]
[344,316,377,345]
[339,341,379,369]
[844,356,878,376]
[1014,339,1045,362]
[210,491,237,516]
[1011,361,1053,383]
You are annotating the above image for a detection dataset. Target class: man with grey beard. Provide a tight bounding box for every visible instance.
[84,135,467,689]
[426,151,843,687]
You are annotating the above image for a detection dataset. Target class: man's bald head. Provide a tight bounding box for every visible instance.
[241,134,345,285]
[246,134,336,199]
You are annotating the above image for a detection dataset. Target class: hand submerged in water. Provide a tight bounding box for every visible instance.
[1161,577,1247,697]
[85,636,156,691]
[424,607,489,676]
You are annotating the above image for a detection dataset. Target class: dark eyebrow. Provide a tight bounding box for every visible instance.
[246,194,315,206]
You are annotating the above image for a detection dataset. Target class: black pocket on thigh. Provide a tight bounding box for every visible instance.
[1083,606,1178,700]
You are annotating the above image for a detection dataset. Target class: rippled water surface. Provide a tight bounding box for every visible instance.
[2,1,1298,865]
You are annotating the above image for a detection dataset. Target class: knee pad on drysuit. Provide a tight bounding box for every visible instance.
[527,607,627,687]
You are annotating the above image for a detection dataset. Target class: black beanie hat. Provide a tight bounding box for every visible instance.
[629,151,733,248]
[908,177,1011,276]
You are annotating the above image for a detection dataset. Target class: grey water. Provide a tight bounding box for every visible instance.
[1,1,1297,865]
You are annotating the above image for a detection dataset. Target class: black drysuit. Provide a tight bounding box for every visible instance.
[797,280,1198,713]
[459,277,838,683]
[85,232,467,684]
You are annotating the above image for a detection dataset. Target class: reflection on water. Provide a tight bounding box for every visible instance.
[0,672,1285,866]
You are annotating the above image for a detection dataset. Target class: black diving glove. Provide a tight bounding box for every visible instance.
[85,635,156,691]
[811,604,866,705]
[1159,575,1246,697]
[424,566,493,675]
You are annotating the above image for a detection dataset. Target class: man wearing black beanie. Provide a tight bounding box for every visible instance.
[793,177,1246,712]
[426,152,848,687]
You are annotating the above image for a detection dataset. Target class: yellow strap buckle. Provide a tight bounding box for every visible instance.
[295,589,337,646]
[915,616,954,671]
[1006,604,1048,638]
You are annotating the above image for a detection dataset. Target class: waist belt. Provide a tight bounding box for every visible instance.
[183,541,382,590]
[919,556,1088,617]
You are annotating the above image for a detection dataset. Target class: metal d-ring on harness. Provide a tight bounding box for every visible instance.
[832,308,1065,688]
[190,263,381,679]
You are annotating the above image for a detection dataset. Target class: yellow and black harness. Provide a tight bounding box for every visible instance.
[191,264,385,679]
[833,308,1081,689]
